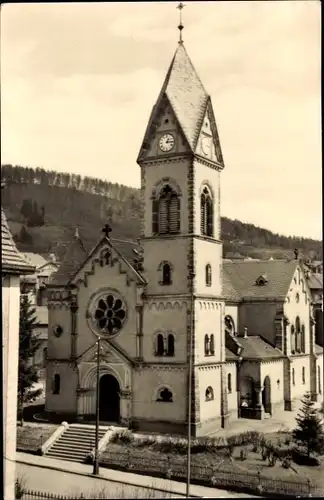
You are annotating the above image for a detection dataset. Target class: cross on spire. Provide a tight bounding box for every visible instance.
[102,223,112,239]
[177,3,185,44]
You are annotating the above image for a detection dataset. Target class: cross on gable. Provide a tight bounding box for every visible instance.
[102,224,112,239]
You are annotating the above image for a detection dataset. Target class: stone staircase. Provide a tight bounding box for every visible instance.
[45,424,109,463]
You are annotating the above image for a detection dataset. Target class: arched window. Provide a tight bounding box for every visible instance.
[152,184,180,235]
[227,373,232,393]
[295,317,301,352]
[53,374,60,395]
[210,334,215,355]
[318,366,321,395]
[225,316,235,336]
[290,325,295,354]
[156,334,164,356]
[167,334,175,356]
[204,334,210,356]
[99,249,111,267]
[205,386,214,401]
[162,263,172,285]
[301,324,305,353]
[302,367,305,385]
[156,387,173,403]
[292,368,295,386]
[200,186,213,237]
[205,264,212,286]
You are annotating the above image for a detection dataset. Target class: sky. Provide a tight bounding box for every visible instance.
[1,1,321,240]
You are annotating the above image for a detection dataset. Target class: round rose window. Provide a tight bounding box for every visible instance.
[94,294,126,335]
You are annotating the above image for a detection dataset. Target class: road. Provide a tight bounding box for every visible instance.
[17,463,185,498]
[16,461,258,499]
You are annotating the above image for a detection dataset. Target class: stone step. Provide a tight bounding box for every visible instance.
[58,432,106,441]
[50,442,92,452]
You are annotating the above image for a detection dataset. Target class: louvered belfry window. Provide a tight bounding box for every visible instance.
[200,187,213,237]
[152,184,180,235]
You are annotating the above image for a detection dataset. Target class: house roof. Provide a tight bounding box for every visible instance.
[23,252,49,270]
[223,260,298,300]
[315,344,323,355]
[307,273,323,290]
[237,335,284,360]
[225,348,239,361]
[50,232,87,286]
[1,208,35,275]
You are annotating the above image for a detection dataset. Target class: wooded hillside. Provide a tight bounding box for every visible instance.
[1,164,321,261]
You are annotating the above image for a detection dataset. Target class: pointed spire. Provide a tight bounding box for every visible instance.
[50,227,87,286]
[177,3,185,44]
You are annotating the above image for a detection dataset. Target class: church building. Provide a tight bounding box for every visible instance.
[45,36,323,436]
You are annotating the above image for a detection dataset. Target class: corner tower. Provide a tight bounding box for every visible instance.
[135,40,228,435]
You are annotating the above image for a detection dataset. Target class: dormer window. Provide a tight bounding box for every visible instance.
[256,274,268,286]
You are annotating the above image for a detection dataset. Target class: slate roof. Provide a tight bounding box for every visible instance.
[237,335,284,360]
[1,208,35,275]
[50,233,87,286]
[223,260,298,300]
[225,348,239,361]
[23,252,48,270]
[307,273,323,290]
[315,344,323,355]
[139,43,209,158]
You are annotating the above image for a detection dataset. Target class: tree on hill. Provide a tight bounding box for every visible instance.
[18,296,42,426]
[292,392,324,458]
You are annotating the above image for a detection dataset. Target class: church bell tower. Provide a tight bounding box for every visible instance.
[135,10,228,436]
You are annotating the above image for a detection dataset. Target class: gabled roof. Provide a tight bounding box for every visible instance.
[50,232,87,286]
[236,335,284,360]
[223,260,298,300]
[1,208,35,275]
[138,43,209,159]
[307,273,323,290]
[69,235,146,287]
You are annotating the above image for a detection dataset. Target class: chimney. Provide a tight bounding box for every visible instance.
[244,327,248,338]
[294,248,299,260]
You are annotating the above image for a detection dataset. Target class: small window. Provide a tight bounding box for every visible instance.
[205,386,214,401]
[204,334,210,356]
[53,374,60,395]
[210,334,215,355]
[99,249,111,267]
[167,334,175,356]
[290,325,295,354]
[205,264,212,287]
[227,373,232,393]
[156,334,164,356]
[302,367,305,385]
[295,293,300,303]
[156,387,173,403]
[200,186,213,237]
[292,368,295,386]
[162,263,172,285]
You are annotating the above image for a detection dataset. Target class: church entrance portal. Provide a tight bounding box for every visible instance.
[99,374,120,423]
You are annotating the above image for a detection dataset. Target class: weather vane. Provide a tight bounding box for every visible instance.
[177,2,185,44]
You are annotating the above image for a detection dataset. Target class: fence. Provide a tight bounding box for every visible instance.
[22,491,86,500]
[99,449,322,497]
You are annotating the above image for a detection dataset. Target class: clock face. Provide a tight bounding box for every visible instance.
[201,136,211,156]
[159,133,175,153]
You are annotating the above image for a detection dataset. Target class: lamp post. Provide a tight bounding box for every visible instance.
[186,270,195,498]
[92,335,101,475]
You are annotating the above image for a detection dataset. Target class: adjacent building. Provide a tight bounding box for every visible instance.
[2,205,34,500]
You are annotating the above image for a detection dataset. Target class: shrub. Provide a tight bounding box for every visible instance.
[292,392,324,459]
[110,429,134,445]
[224,444,235,458]
[15,475,27,500]
[292,449,320,467]
[268,452,277,467]
[281,457,292,469]
[239,448,248,461]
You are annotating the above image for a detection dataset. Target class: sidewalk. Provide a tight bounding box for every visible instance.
[16,452,258,498]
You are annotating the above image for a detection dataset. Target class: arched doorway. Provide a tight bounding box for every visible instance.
[262,376,272,415]
[99,374,120,423]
